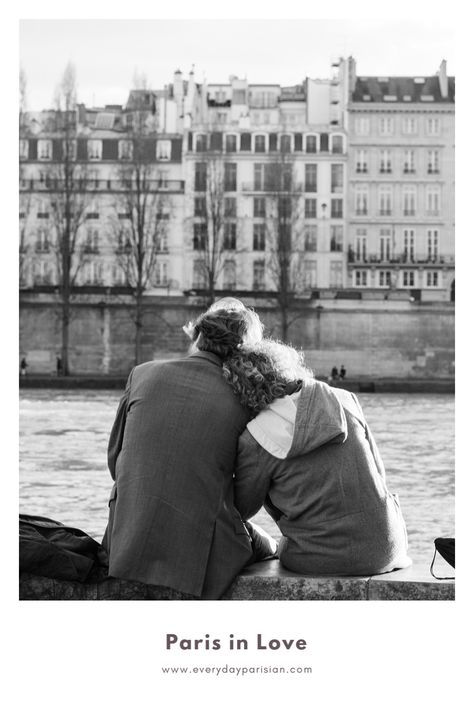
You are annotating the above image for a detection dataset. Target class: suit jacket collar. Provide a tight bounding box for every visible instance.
[189,350,223,367]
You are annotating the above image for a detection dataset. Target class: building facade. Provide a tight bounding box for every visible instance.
[19,58,455,302]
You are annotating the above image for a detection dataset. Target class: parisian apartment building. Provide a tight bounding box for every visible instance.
[18,57,455,302]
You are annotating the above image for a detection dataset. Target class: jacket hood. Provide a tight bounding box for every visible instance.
[246,380,348,459]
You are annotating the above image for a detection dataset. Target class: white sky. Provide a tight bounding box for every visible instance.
[20,18,456,111]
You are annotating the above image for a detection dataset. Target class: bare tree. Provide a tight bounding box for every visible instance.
[45,62,90,375]
[191,139,239,306]
[264,150,305,340]
[108,81,172,364]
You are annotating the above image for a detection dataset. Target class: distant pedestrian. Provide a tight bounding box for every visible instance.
[56,356,63,376]
[340,365,346,380]
[330,366,339,382]
[20,357,28,377]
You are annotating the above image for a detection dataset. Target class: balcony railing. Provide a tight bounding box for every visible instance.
[347,250,452,266]
[20,178,185,193]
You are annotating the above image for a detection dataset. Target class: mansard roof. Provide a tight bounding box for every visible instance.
[352,76,455,103]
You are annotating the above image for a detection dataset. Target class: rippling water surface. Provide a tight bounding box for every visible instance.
[19,389,454,565]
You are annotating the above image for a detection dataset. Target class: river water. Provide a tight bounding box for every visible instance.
[19,389,454,566]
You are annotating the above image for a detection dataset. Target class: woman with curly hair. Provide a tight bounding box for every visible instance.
[223,339,411,576]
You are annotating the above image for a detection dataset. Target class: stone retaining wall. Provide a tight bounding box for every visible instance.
[19,561,454,601]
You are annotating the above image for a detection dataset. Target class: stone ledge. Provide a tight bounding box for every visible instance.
[19,560,454,601]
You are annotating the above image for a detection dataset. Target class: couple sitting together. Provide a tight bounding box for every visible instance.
[103,298,411,599]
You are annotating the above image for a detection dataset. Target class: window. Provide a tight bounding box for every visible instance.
[224,163,237,191]
[379,228,392,261]
[33,260,52,285]
[194,198,206,217]
[305,199,317,219]
[254,164,264,190]
[330,226,343,252]
[404,149,416,173]
[355,229,367,261]
[253,224,266,251]
[379,271,392,287]
[426,186,440,215]
[403,229,416,261]
[427,150,440,174]
[378,186,392,216]
[329,261,343,287]
[254,135,266,153]
[154,232,168,252]
[195,134,207,152]
[35,228,49,253]
[37,200,50,219]
[331,135,344,154]
[331,199,343,219]
[85,228,99,253]
[225,135,237,153]
[355,117,370,135]
[223,223,236,250]
[306,135,317,153]
[355,186,368,216]
[224,197,236,217]
[402,117,418,134]
[194,162,207,191]
[304,260,317,289]
[379,149,392,173]
[223,260,236,290]
[427,229,439,261]
[83,262,103,286]
[356,149,368,173]
[253,260,265,290]
[278,197,292,220]
[280,134,291,152]
[88,140,102,160]
[426,117,440,136]
[331,164,343,193]
[379,117,393,135]
[38,140,52,160]
[304,225,318,252]
[154,262,168,286]
[253,197,266,218]
[156,140,171,161]
[403,186,417,216]
[402,270,415,287]
[426,271,439,287]
[193,223,207,250]
[19,139,29,159]
[355,270,368,286]
[192,260,206,288]
[305,164,317,192]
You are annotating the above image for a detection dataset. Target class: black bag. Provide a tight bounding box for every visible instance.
[430,537,455,580]
[20,513,108,582]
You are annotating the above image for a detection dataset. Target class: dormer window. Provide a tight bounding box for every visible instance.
[38,140,52,160]
[157,140,171,161]
[88,140,102,160]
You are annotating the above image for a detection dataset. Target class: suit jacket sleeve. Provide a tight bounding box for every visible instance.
[107,368,134,480]
[233,433,272,520]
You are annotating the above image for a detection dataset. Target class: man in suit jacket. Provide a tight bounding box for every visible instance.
[103,300,269,599]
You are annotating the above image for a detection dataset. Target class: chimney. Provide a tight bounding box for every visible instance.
[439,59,448,99]
[173,69,183,103]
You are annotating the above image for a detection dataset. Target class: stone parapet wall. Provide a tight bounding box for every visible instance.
[19,561,454,601]
[19,294,454,378]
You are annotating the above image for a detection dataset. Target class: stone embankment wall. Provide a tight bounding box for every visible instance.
[20,561,454,601]
[19,294,454,378]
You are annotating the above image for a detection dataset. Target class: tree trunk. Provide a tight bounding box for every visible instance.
[61,297,70,376]
[134,292,143,365]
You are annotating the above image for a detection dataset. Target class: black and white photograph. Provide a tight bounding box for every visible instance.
[9,4,468,709]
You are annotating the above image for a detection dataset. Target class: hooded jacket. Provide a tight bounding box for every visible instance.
[234,380,411,576]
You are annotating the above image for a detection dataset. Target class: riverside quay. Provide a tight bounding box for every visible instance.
[19,56,455,376]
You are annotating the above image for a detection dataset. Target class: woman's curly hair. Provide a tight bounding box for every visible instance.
[183,306,263,359]
[223,339,314,415]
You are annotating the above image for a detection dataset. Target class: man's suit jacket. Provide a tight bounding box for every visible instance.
[103,350,253,599]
